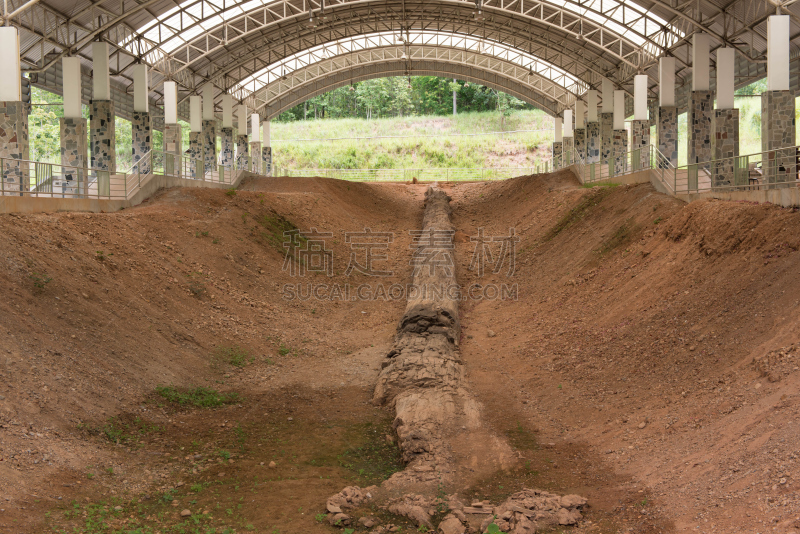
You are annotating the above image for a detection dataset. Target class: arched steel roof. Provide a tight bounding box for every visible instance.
[8,0,800,121]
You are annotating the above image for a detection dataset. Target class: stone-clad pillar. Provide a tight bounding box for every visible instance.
[613,130,628,175]
[631,120,649,169]
[761,15,796,186]
[658,107,678,167]
[689,91,713,171]
[59,118,87,194]
[600,113,613,164]
[132,111,151,173]
[761,91,796,185]
[631,75,649,170]
[0,101,29,194]
[250,141,262,173]
[552,116,562,168]
[612,90,628,175]
[574,128,586,163]
[0,28,28,195]
[59,57,86,196]
[658,57,678,168]
[552,141,562,168]
[600,78,615,166]
[189,132,202,178]
[586,90,600,164]
[131,65,151,174]
[262,146,272,176]
[712,48,738,188]
[90,100,115,173]
[236,104,249,170]
[189,94,202,178]
[162,81,181,176]
[712,109,739,187]
[237,134,249,169]
[690,34,712,172]
[90,42,115,177]
[202,120,217,172]
[220,127,234,168]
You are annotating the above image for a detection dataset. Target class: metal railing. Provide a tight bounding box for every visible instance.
[274,165,551,181]
[654,146,800,195]
[0,149,243,200]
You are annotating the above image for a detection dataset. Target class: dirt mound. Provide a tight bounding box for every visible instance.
[448,175,800,533]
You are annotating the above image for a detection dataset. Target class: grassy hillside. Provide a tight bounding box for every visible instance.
[272,109,555,170]
[273,95,784,171]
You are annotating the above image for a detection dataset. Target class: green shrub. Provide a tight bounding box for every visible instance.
[155,386,240,408]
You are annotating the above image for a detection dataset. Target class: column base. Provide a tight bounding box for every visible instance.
[60,117,88,196]
[658,107,678,168]
[574,128,586,163]
[586,121,600,164]
[202,120,217,172]
[250,141,262,173]
[90,100,116,173]
[613,129,628,175]
[189,131,202,178]
[712,109,739,188]
[552,141,563,169]
[0,101,29,195]
[132,111,152,174]
[262,146,272,176]
[220,127,234,168]
[237,135,249,170]
[690,91,713,170]
[600,112,614,163]
[631,119,650,169]
[761,90,796,186]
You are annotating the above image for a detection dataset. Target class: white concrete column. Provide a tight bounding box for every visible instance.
[575,100,585,128]
[190,96,202,132]
[164,81,178,124]
[222,95,233,128]
[62,57,82,119]
[554,117,563,142]
[634,75,648,121]
[692,34,710,91]
[716,48,735,110]
[767,15,791,91]
[202,84,214,120]
[250,113,260,141]
[587,90,598,122]
[659,57,676,107]
[92,42,110,101]
[563,110,573,137]
[613,91,626,130]
[237,105,248,133]
[0,28,20,101]
[133,65,149,113]
[602,78,614,113]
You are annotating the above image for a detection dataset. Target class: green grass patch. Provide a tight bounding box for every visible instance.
[597,217,640,256]
[215,345,251,367]
[543,188,613,241]
[155,386,241,408]
[336,420,404,485]
[257,210,304,254]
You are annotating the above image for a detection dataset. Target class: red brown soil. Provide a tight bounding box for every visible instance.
[0,172,798,533]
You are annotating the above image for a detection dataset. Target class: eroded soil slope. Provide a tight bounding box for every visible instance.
[446,172,800,533]
[0,178,425,533]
